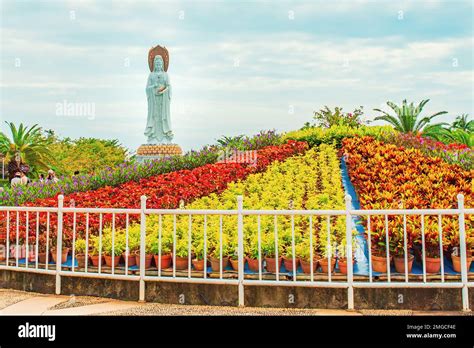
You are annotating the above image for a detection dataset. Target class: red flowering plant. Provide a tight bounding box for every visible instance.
[0,141,308,246]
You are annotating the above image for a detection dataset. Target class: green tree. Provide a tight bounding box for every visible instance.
[49,137,128,176]
[0,122,53,176]
[374,99,447,133]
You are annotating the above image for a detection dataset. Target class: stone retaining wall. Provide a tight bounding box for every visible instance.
[0,270,471,310]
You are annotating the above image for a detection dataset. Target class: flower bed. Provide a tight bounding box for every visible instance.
[0,140,308,249]
[102,144,353,274]
[0,130,282,207]
[380,132,473,170]
[342,136,474,273]
[283,125,395,148]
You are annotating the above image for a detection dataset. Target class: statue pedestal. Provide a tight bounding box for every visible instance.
[136,144,183,163]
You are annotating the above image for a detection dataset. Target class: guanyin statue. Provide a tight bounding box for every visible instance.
[144,55,173,143]
[136,45,182,161]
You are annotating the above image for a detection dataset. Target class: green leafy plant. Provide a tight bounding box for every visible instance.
[313,106,364,128]
[0,122,53,176]
[74,238,87,255]
[374,99,447,133]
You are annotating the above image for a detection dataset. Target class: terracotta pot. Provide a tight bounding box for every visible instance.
[104,255,121,267]
[192,259,208,271]
[51,248,69,264]
[283,257,299,272]
[90,255,103,267]
[38,252,49,264]
[319,257,336,273]
[246,257,262,272]
[371,254,390,273]
[338,258,348,274]
[265,257,282,273]
[394,254,414,274]
[75,254,88,268]
[122,253,136,267]
[135,254,153,268]
[299,258,318,274]
[174,256,189,270]
[229,258,239,271]
[210,256,229,272]
[425,256,441,274]
[452,254,473,273]
[153,254,172,270]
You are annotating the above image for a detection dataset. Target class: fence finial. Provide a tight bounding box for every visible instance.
[457,193,464,203]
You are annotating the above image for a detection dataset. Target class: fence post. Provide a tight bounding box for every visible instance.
[345,194,354,310]
[139,195,147,303]
[237,195,244,307]
[457,194,470,312]
[55,195,64,295]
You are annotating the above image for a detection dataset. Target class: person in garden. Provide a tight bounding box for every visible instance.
[20,172,30,185]
[39,173,45,183]
[46,169,59,183]
[7,151,29,182]
[10,172,22,187]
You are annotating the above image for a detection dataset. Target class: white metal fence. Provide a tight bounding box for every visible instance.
[0,194,472,310]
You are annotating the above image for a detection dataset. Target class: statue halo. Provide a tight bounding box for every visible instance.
[148,45,169,72]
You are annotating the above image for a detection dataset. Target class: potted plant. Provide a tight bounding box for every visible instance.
[103,233,124,267]
[135,234,153,268]
[391,227,414,274]
[244,236,262,272]
[368,220,392,273]
[262,233,283,273]
[421,218,442,274]
[319,245,336,273]
[89,235,103,267]
[37,234,49,264]
[150,233,172,270]
[122,227,139,267]
[74,238,88,268]
[209,235,231,272]
[296,239,318,274]
[228,239,239,271]
[191,238,208,271]
[174,238,190,270]
[282,245,300,273]
[50,235,69,264]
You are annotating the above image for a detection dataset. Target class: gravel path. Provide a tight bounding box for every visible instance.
[100,303,360,316]
[0,289,38,310]
[48,295,110,310]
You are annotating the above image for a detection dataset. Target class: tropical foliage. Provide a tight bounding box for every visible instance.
[342,136,474,255]
[312,106,365,129]
[0,122,53,176]
[374,99,447,133]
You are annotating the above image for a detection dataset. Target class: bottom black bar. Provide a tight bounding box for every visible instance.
[0,315,473,346]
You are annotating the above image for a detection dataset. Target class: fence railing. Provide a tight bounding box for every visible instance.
[0,194,472,310]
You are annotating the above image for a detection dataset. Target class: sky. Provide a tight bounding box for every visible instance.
[0,0,473,152]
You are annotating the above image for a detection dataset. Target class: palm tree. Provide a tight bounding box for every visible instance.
[0,122,53,175]
[422,114,473,147]
[451,114,473,132]
[374,99,447,133]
